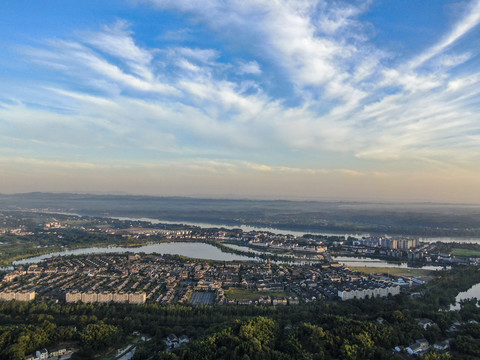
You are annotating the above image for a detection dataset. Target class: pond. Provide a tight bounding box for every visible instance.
[450,283,480,311]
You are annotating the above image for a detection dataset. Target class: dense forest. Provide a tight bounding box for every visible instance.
[0,266,479,359]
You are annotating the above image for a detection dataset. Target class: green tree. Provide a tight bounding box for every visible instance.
[80,322,119,350]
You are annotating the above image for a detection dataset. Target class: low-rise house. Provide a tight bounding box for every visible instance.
[418,319,434,330]
[49,346,68,357]
[36,348,48,359]
[165,334,179,348]
[179,335,190,345]
[272,297,288,305]
[406,339,429,355]
[434,340,450,351]
[288,296,299,305]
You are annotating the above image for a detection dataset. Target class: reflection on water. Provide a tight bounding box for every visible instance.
[13,241,445,271]
[450,283,480,311]
[12,242,253,265]
[222,243,265,255]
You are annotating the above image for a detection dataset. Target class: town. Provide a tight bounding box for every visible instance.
[0,212,479,359]
[1,253,405,306]
[2,211,479,269]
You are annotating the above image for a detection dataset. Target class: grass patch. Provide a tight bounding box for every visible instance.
[349,266,436,277]
[451,248,480,257]
[225,288,291,300]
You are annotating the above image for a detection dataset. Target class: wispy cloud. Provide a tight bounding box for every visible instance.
[237,61,261,75]
[408,0,480,69]
[2,0,480,199]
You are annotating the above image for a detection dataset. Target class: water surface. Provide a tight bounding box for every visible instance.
[13,242,253,265]
[450,283,480,311]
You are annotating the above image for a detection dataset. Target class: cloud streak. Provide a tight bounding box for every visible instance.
[1,0,480,200]
[409,0,480,69]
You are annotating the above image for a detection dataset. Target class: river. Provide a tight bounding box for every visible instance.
[111,216,480,243]
[42,212,480,243]
[112,216,368,238]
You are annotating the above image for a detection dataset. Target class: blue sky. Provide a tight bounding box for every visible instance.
[1,0,480,202]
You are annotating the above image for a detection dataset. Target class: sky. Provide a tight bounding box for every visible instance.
[0,0,480,203]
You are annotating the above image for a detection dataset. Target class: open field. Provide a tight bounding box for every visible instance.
[349,266,437,278]
[224,288,291,300]
[451,248,480,257]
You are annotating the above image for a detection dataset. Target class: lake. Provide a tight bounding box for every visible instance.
[222,243,266,255]
[450,283,480,311]
[12,242,253,265]
[13,241,444,270]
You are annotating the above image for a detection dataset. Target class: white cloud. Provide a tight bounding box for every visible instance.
[4,0,480,186]
[173,47,219,63]
[237,61,261,75]
[26,36,177,95]
[84,20,154,80]
[408,0,480,69]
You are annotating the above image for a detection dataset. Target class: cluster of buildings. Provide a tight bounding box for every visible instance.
[0,254,406,306]
[0,290,35,301]
[394,337,451,356]
[26,346,72,360]
[352,236,419,250]
[337,280,400,300]
[246,236,327,255]
[102,227,192,239]
[164,334,190,349]
[65,291,146,304]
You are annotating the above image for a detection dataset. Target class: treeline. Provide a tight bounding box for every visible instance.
[143,266,480,360]
[0,267,479,359]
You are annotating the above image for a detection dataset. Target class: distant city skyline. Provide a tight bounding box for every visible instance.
[1,1,480,203]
